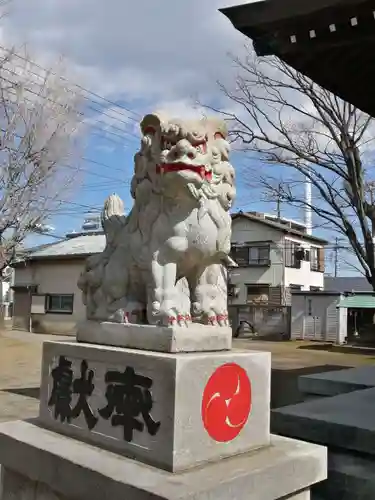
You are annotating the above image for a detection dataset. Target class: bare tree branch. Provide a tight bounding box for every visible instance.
[202,48,375,288]
[0,46,84,270]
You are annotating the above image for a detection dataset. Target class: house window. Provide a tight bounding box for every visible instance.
[45,294,74,314]
[230,246,249,266]
[310,247,324,272]
[249,245,270,265]
[246,285,269,304]
[231,244,270,266]
[310,247,318,271]
[285,241,301,268]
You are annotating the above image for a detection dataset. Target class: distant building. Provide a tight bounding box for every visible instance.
[291,278,375,343]
[324,276,372,293]
[228,211,327,338]
[229,212,327,307]
[11,231,105,335]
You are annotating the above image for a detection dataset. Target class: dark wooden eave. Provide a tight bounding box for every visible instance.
[220,0,375,117]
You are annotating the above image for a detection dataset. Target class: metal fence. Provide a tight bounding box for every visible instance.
[229,304,291,339]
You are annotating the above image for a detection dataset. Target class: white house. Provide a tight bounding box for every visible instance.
[12,232,105,335]
[229,212,327,307]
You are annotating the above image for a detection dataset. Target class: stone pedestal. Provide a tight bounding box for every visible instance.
[38,340,271,472]
[77,320,232,353]
[0,324,327,500]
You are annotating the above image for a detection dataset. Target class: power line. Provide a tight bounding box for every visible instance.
[0,51,142,136]
[0,69,140,144]
[48,198,101,211]
[0,53,143,189]
[0,44,141,121]
[62,162,130,183]
[80,179,122,188]
[81,156,130,175]
[0,122,134,185]
[12,81,139,142]
[262,183,283,219]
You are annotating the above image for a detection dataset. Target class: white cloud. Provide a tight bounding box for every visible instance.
[1,0,259,115]
[152,98,207,120]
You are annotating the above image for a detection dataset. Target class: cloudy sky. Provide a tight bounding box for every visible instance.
[0,0,340,272]
[2,0,273,224]
[3,0,252,112]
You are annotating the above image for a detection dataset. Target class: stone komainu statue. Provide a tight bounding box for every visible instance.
[77,112,236,327]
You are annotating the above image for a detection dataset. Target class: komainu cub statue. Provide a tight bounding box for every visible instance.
[78,112,236,327]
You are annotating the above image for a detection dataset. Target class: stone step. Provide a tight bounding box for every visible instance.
[313,451,375,500]
[299,366,375,398]
[271,387,375,456]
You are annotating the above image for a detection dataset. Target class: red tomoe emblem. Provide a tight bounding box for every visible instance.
[201,363,252,442]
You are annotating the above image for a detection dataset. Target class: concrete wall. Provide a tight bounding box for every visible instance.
[13,258,86,335]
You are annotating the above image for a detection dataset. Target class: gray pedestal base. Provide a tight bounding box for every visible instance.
[77,320,232,353]
[0,420,326,500]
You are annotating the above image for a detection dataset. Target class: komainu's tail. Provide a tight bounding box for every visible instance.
[101,193,127,244]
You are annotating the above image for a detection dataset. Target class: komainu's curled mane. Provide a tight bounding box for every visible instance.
[78,112,236,327]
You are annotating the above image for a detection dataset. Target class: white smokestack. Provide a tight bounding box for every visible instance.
[305,177,312,235]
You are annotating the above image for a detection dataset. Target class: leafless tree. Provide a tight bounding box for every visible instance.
[205,47,375,288]
[0,47,83,271]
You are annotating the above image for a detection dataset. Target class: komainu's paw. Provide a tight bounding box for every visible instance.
[151,300,190,327]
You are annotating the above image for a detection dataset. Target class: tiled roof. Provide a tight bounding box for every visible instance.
[231,212,328,244]
[325,276,372,293]
[19,233,106,262]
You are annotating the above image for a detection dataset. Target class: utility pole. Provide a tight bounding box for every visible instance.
[333,237,347,277]
[369,183,375,205]
[334,237,339,277]
[276,183,282,219]
[365,180,375,242]
[263,183,283,219]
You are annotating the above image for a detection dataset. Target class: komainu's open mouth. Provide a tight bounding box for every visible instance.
[156,163,212,181]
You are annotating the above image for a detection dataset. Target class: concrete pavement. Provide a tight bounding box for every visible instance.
[0,329,374,421]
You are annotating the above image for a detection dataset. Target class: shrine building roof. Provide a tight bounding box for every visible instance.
[220,0,375,116]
